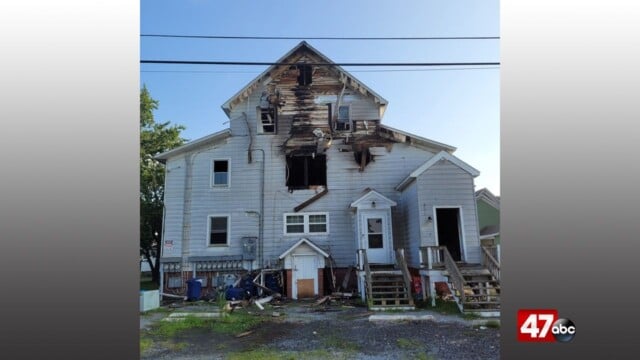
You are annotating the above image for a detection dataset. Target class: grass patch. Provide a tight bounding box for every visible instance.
[227,349,354,360]
[415,353,436,360]
[140,307,172,316]
[150,316,212,337]
[481,320,501,329]
[323,334,360,352]
[417,297,461,315]
[462,312,482,320]
[140,275,159,291]
[139,336,153,354]
[396,338,421,349]
[212,311,265,334]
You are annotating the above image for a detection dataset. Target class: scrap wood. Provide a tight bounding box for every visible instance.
[312,295,331,306]
[235,330,254,338]
[253,281,282,298]
[340,266,353,291]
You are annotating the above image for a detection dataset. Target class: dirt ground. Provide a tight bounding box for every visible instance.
[140,299,500,360]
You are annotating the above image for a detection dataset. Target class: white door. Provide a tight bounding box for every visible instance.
[361,210,393,264]
[292,255,317,299]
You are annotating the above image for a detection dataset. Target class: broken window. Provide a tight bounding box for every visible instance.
[212,160,229,187]
[257,92,277,134]
[286,154,326,190]
[284,213,329,234]
[367,218,384,249]
[335,104,351,131]
[209,216,229,246]
[297,64,312,86]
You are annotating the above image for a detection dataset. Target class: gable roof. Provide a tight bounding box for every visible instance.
[395,151,480,191]
[154,129,231,162]
[221,41,389,117]
[475,188,500,210]
[278,238,329,259]
[350,188,397,208]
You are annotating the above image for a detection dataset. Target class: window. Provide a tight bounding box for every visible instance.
[336,104,351,131]
[212,160,229,187]
[208,216,229,246]
[297,64,312,86]
[367,218,383,248]
[284,213,329,234]
[286,154,326,190]
[257,106,277,134]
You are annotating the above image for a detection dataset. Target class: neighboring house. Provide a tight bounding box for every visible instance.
[475,188,500,245]
[156,42,500,314]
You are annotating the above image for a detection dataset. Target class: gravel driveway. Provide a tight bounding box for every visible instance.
[141,302,499,360]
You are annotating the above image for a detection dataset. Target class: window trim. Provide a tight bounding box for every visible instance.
[210,158,230,189]
[207,214,230,247]
[283,212,329,235]
[335,104,352,131]
[256,105,277,135]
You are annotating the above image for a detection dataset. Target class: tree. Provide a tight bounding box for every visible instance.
[140,85,185,283]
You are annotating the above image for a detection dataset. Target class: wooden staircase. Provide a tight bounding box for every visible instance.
[421,246,501,316]
[360,249,415,310]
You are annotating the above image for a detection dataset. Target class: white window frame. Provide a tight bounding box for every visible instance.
[283,212,329,235]
[256,106,277,135]
[210,158,230,188]
[207,214,230,247]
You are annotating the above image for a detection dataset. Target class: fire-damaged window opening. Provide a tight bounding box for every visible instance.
[336,104,351,131]
[297,64,313,86]
[286,154,326,190]
[257,106,277,134]
[355,149,372,165]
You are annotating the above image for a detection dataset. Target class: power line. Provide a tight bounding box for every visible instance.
[141,67,500,74]
[141,60,499,67]
[141,34,499,41]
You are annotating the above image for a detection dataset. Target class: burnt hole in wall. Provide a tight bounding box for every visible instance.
[297,64,313,86]
[354,149,372,169]
[286,153,326,191]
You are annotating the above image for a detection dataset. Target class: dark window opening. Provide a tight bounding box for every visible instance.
[209,216,228,246]
[297,64,313,86]
[213,160,229,186]
[286,154,326,190]
[259,107,277,134]
[336,105,351,131]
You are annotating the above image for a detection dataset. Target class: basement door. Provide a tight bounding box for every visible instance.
[292,255,317,299]
[360,210,393,264]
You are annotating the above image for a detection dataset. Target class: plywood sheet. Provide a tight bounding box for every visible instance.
[297,279,315,298]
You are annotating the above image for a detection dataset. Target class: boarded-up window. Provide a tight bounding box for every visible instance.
[209,216,228,246]
[286,154,326,190]
[212,160,229,186]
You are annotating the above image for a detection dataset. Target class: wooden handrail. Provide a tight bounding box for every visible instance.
[481,246,501,282]
[395,248,413,296]
[358,249,373,301]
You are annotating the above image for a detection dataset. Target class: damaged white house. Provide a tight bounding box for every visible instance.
[156,42,500,314]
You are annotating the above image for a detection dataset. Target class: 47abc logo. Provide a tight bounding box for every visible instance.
[517,309,576,343]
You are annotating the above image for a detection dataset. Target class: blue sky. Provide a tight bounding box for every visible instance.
[141,0,500,195]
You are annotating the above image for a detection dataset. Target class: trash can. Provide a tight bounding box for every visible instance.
[186,278,202,301]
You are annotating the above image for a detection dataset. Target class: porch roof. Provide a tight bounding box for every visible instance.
[278,238,329,260]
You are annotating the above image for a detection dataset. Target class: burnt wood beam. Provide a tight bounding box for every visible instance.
[294,187,329,212]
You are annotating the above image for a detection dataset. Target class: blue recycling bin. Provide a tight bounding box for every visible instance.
[186,278,202,301]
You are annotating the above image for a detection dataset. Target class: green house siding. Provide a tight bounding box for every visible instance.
[477,199,500,244]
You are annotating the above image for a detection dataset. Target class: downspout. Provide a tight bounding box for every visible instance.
[251,149,266,268]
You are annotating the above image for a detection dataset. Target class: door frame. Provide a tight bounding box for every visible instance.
[433,206,467,262]
[358,208,394,264]
[291,254,318,299]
